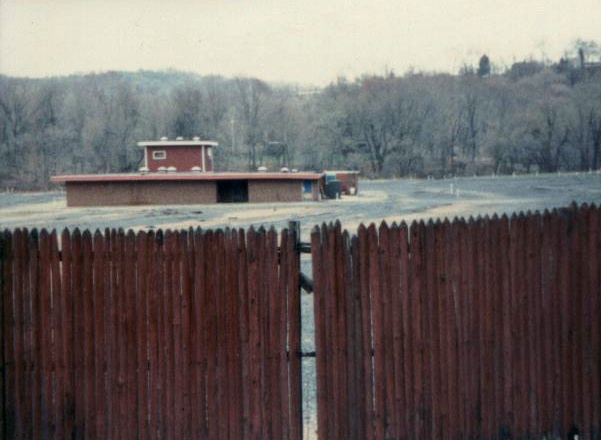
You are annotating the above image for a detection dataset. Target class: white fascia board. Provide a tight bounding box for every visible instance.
[137,141,219,147]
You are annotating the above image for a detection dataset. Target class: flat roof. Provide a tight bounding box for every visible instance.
[137,140,218,147]
[51,172,323,183]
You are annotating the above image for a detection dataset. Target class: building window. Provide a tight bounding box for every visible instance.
[153,150,166,160]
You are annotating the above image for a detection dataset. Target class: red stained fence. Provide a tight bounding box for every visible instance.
[311,204,601,440]
[0,227,302,440]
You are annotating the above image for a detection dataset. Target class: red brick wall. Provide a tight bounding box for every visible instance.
[248,180,304,202]
[65,181,217,206]
[146,146,203,172]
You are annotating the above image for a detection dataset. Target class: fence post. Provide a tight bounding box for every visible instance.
[288,220,303,440]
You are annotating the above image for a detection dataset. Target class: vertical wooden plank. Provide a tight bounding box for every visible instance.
[531,213,544,439]
[524,214,536,437]
[411,221,425,440]
[181,230,193,440]
[38,230,53,439]
[13,230,26,440]
[266,228,281,440]
[312,225,328,440]
[359,225,375,440]
[190,229,207,439]
[27,230,40,440]
[344,229,359,440]
[391,223,406,440]
[49,231,64,440]
[368,223,384,440]
[498,215,513,439]
[322,224,337,440]
[437,220,451,440]
[349,234,364,440]
[225,229,239,440]
[287,226,302,440]
[2,230,15,439]
[91,231,106,440]
[80,231,95,440]
[399,222,414,440]
[388,223,404,440]
[163,231,175,440]
[237,229,251,440]
[246,228,262,440]
[68,229,84,440]
[60,230,75,439]
[540,211,556,437]
[334,223,349,440]
[569,205,582,438]
[578,206,592,440]
[0,230,16,438]
[446,219,461,440]
[426,220,441,440]
[508,216,520,438]
[459,219,470,440]
[585,205,601,438]
[379,223,395,440]
[558,211,573,436]
[589,206,601,440]
[465,217,479,440]
[170,231,183,440]
[204,230,218,440]
[135,231,149,440]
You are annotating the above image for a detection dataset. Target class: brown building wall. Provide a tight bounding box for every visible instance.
[248,180,304,203]
[146,146,205,172]
[66,181,217,206]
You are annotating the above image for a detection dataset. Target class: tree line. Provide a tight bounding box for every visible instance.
[1,41,600,190]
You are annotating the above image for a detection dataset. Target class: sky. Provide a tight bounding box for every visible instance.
[0,0,600,86]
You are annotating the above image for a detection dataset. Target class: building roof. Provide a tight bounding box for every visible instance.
[138,140,218,147]
[51,172,323,183]
[324,170,360,174]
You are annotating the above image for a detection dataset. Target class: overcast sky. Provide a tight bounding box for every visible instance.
[1,0,600,86]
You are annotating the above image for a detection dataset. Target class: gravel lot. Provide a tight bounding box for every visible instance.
[2,171,601,438]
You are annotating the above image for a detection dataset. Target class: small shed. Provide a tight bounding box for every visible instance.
[324,170,360,195]
[139,137,217,172]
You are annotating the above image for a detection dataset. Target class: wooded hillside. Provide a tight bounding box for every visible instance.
[1,44,600,190]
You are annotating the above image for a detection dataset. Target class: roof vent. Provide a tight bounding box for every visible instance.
[280,167,290,173]
[157,166,167,173]
[257,166,268,173]
[191,166,202,173]
[160,136,168,141]
[192,136,200,141]
[167,166,177,173]
[139,166,149,174]
[176,136,183,141]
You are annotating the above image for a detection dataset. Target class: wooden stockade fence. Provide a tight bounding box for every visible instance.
[0,226,302,440]
[1,204,600,440]
[311,204,601,440]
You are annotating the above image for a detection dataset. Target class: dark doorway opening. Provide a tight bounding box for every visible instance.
[217,180,249,203]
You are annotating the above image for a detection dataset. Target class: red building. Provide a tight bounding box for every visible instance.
[140,137,216,172]
[51,138,324,206]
